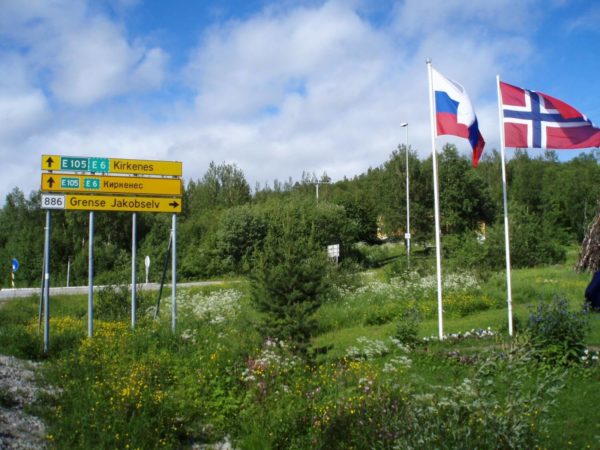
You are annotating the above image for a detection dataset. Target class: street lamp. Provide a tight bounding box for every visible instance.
[311,180,330,204]
[400,122,410,266]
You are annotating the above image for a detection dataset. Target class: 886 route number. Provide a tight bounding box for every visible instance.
[41,194,66,210]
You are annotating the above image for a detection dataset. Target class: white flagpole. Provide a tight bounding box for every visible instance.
[496,75,514,336]
[427,59,444,340]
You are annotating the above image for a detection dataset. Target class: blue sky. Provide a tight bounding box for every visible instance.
[1,0,599,202]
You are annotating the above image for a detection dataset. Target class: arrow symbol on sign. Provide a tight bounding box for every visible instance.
[169,201,179,208]
[47,177,55,188]
[46,157,54,168]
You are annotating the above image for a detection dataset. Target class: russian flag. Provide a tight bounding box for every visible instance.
[433,68,485,167]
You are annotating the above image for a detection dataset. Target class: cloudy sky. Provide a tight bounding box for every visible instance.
[1,0,599,201]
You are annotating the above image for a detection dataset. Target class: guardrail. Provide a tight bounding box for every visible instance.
[0,281,226,300]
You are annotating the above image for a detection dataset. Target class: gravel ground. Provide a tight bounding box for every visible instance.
[0,355,47,449]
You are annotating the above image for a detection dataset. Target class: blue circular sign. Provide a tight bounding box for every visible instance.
[11,258,19,272]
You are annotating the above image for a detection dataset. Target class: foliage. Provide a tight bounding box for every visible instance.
[95,281,154,322]
[394,307,421,346]
[1,147,597,286]
[250,207,330,356]
[186,161,251,213]
[215,205,268,273]
[316,270,498,334]
[238,332,565,450]
[34,288,260,449]
[437,144,495,234]
[0,258,598,449]
[526,296,590,365]
[394,340,565,450]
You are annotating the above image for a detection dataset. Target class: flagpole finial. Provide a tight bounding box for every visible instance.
[426,57,431,64]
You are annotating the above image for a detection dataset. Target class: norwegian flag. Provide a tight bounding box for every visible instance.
[500,81,600,149]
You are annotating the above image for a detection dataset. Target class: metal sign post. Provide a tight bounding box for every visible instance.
[43,211,51,353]
[11,258,18,288]
[88,212,94,337]
[131,213,137,329]
[171,214,177,333]
[38,257,45,332]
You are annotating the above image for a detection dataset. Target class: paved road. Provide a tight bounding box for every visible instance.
[0,281,228,301]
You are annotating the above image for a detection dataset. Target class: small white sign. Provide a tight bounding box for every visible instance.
[327,244,340,257]
[41,194,66,210]
[144,255,151,284]
[404,233,411,240]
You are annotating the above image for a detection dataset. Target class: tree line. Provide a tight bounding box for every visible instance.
[1,146,598,288]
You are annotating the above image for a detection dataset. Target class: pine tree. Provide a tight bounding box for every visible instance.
[250,209,330,356]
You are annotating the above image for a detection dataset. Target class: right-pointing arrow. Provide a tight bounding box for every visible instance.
[169,201,179,208]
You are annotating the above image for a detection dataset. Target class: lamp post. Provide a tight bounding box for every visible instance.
[311,180,329,204]
[400,122,410,266]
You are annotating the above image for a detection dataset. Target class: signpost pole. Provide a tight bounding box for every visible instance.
[43,211,51,353]
[67,257,71,287]
[38,256,45,332]
[171,214,177,333]
[88,211,94,337]
[131,213,137,329]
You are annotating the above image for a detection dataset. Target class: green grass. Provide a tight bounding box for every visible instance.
[0,249,599,449]
[542,370,600,449]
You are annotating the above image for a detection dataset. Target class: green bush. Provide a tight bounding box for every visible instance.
[250,207,331,356]
[95,284,154,321]
[484,207,566,269]
[526,296,590,365]
[394,307,421,346]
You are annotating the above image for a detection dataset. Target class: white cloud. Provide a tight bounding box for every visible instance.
[176,0,539,186]
[50,18,168,105]
[0,54,50,143]
[0,0,168,107]
[0,0,584,204]
[391,0,540,37]
[186,1,392,120]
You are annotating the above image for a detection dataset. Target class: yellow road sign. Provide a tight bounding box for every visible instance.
[41,173,182,196]
[41,194,182,213]
[41,155,182,177]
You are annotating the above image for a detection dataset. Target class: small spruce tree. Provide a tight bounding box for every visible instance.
[250,209,330,356]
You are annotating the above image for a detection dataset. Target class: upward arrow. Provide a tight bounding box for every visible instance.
[47,177,55,188]
[46,157,54,168]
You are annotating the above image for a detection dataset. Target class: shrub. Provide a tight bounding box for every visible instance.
[394,307,421,346]
[95,284,154,321]
[250,208,330,357]
[526,296,590,365]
